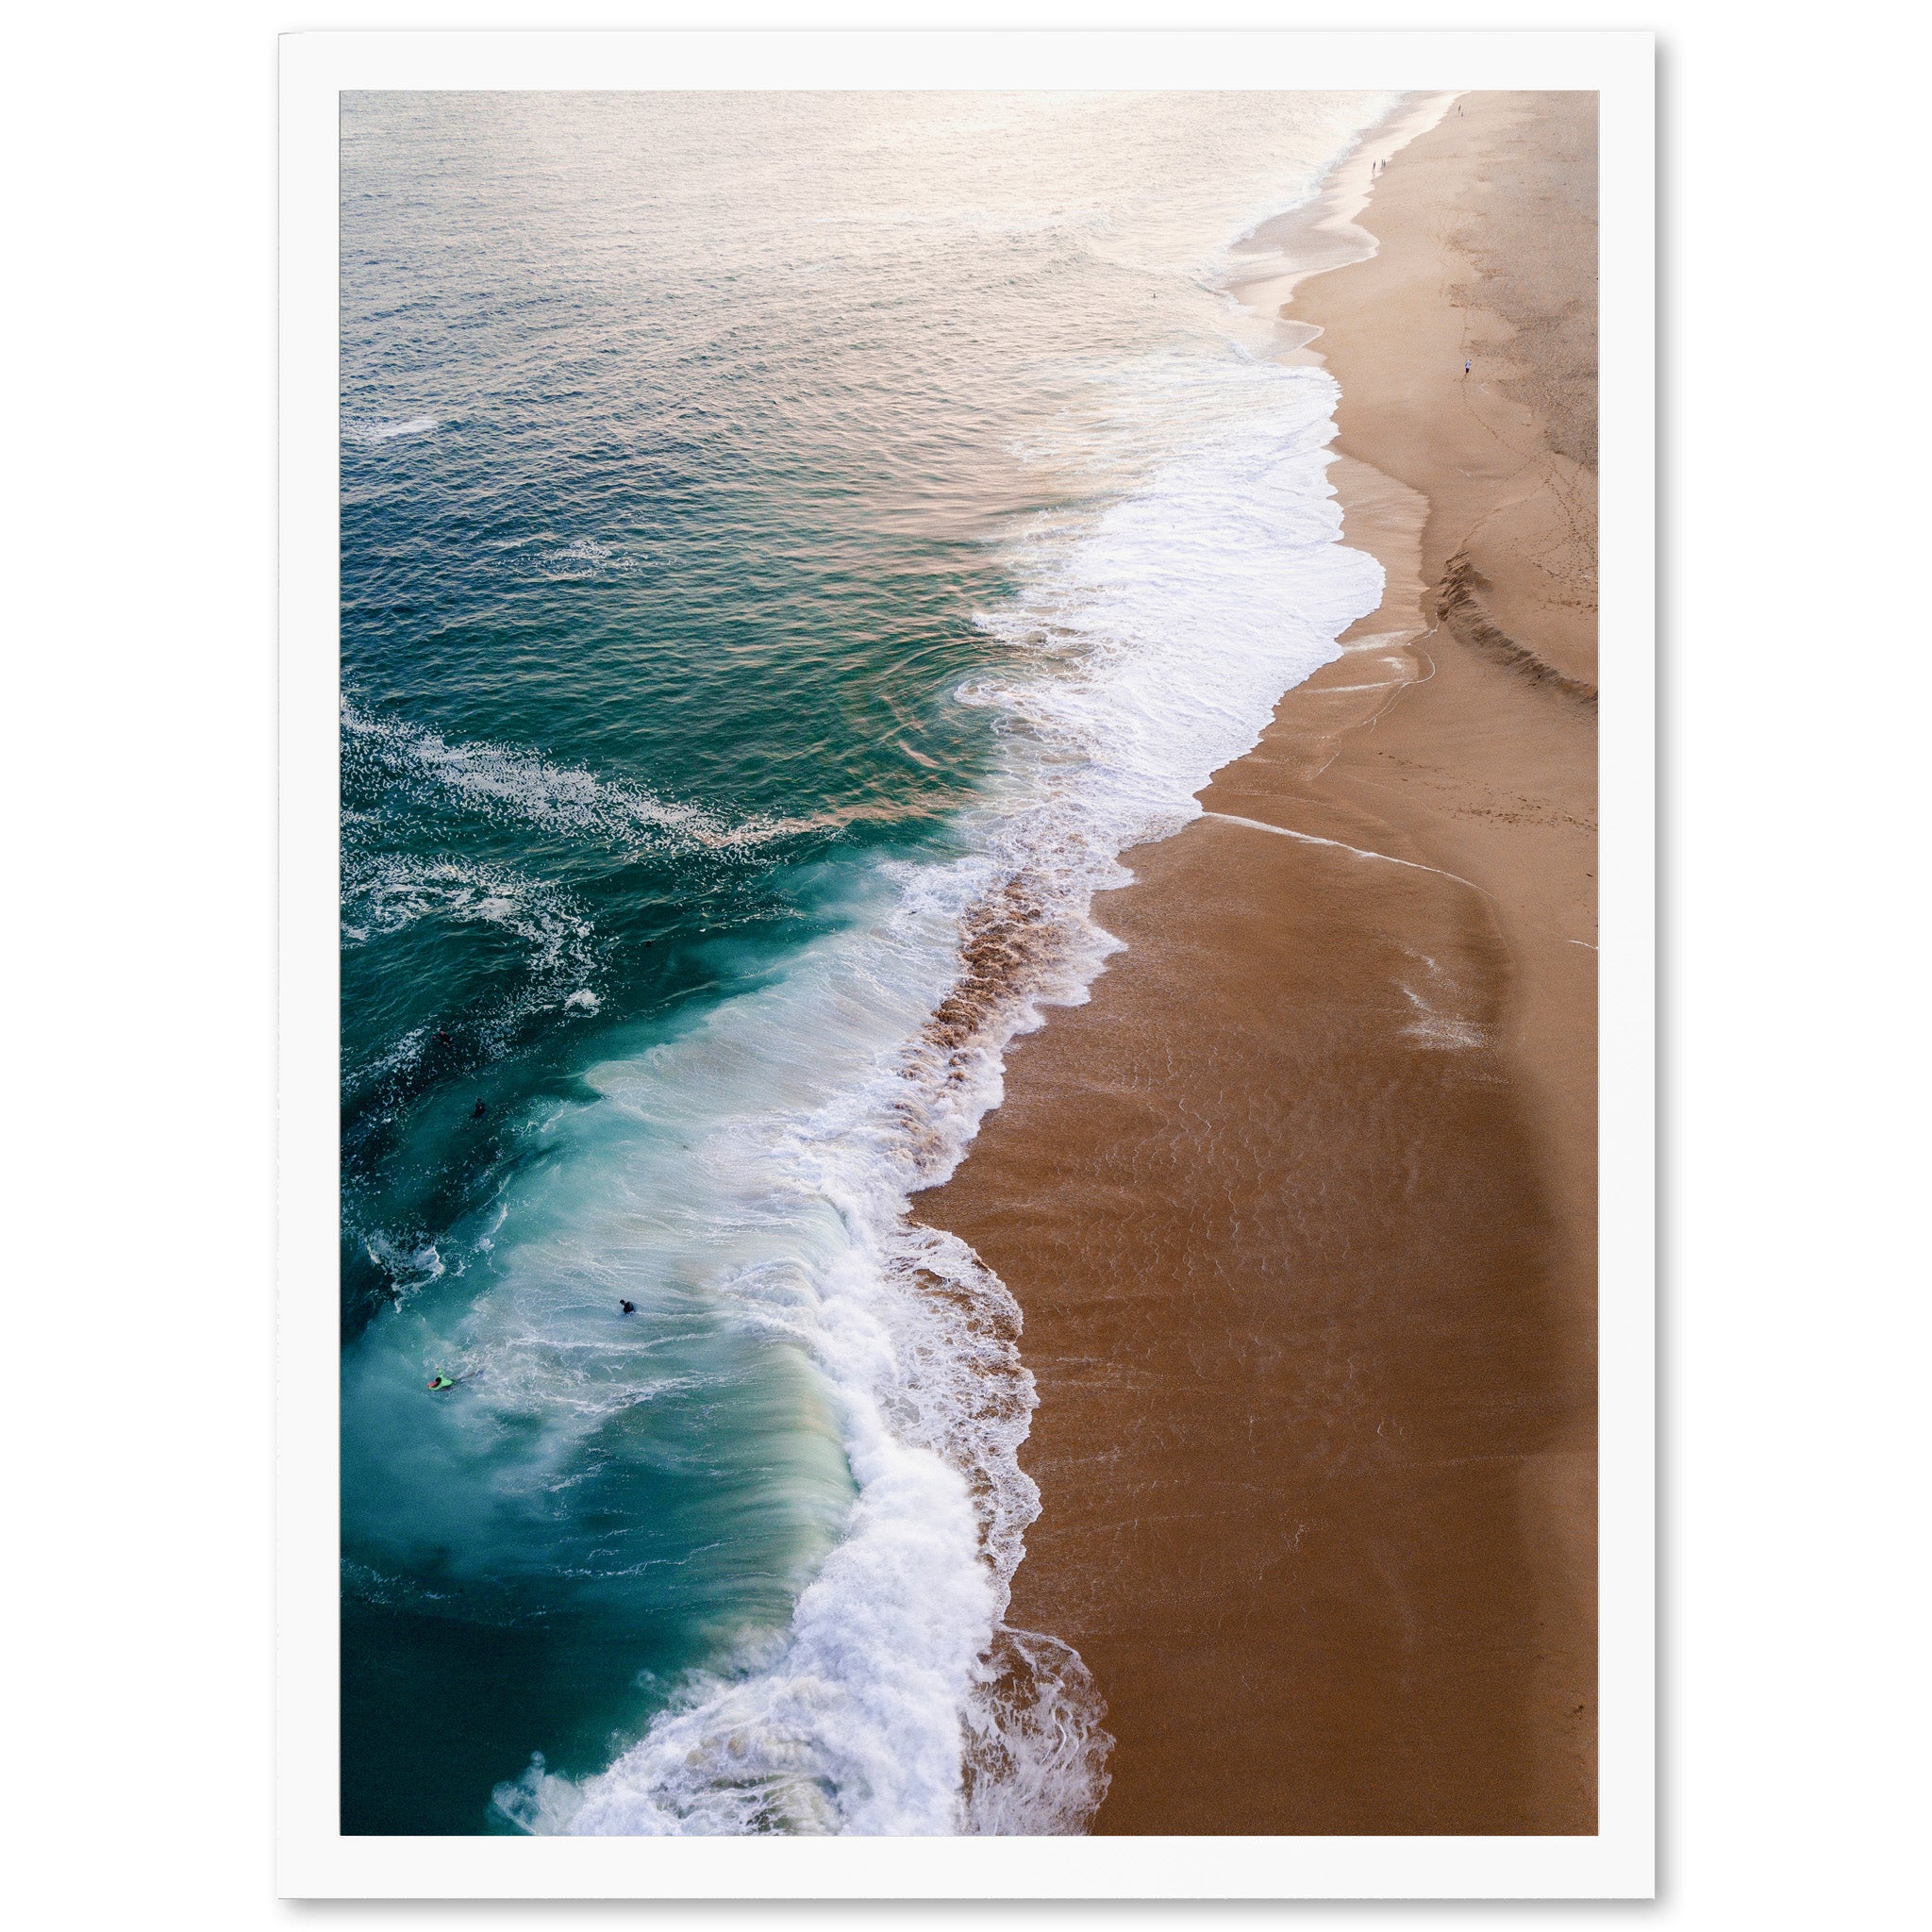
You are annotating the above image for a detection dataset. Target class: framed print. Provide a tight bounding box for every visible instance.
[280,26,1654,1899]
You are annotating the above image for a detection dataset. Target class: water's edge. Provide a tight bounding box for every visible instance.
[476,92,1457,1841]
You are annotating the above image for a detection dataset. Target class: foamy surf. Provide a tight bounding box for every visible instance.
[341,87,1412,1838]
[473,842,1113,1836]
[479,347,1380,1838]
[342,700,958,859]
[341,700,765,854]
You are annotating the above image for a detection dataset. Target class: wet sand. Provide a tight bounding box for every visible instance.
[921,92,1599,1834]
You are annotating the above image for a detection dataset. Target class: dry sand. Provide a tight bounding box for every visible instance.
[920,92,1599,1834]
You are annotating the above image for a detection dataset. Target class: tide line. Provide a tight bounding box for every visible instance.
[1199,809,1599,955]
[1199,809,1482,894]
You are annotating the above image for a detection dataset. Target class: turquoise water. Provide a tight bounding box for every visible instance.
[340,89,1393,1836]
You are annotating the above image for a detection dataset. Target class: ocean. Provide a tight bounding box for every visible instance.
[340,87,1396,1836]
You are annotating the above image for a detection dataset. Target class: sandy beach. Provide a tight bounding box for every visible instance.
[920,92,1599,1834]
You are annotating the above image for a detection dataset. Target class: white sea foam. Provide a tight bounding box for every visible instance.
[521,536,638,577]
[967,358,1379,837]
[342,414,440,444]
[365,1234,445,1297]
[340,855,608,1086]
[344,700,952,857]
[341,853,592,965]
[334,700,882,859]
[341,702,763,854]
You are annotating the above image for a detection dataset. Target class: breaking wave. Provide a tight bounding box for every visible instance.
[485,351,1381,1838]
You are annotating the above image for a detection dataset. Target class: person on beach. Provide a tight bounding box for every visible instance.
[1464,358,1472,378]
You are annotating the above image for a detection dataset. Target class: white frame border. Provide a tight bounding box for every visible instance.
[280,26,1655,1900]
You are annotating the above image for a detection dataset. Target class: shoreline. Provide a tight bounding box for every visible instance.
[921,91,1598,1833]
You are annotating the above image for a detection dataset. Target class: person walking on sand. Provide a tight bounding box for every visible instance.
[1464,358,1472,379]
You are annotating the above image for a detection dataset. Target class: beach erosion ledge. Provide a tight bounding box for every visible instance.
[918,92,1600,1835]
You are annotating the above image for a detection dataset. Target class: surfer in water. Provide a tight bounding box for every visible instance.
[426,1374,457,1392]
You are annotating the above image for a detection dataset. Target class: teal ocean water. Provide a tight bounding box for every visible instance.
[340,89,1394,1836]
